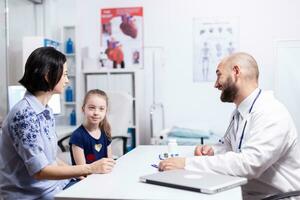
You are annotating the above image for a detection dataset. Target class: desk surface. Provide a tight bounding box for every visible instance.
[55,145,242,200]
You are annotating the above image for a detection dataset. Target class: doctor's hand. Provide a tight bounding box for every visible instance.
[90,158,116,174]
[194,145,214,156]
[159,157,186,171]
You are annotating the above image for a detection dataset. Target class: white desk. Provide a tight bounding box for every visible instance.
[55,145,243,200]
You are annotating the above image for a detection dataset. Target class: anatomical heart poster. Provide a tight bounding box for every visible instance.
[101,7,143,69]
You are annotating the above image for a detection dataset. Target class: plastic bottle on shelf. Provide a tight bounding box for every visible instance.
[65,86,73,102]
[168,138,178,157]
[66,38,74,54]
[70,109,76,126]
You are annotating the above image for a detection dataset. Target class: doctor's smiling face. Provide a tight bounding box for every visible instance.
[215,58,238,103]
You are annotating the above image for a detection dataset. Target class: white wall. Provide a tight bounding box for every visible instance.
[43,0,76,40]
[66,0,300,144]
[2,0,45,121]
[7,0,37,85]
[0,0,7,120]
[275,41,300,138]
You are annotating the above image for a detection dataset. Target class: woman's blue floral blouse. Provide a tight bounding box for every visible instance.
[0,91,69,199]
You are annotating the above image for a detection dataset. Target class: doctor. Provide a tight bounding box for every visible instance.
[159,52,300,199]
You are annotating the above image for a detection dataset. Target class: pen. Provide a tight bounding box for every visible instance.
[151,164,159,169]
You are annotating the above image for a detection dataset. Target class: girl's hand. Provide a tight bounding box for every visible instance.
[90,158,116,174]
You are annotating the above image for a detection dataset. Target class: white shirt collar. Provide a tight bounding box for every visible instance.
[237,88,260,119]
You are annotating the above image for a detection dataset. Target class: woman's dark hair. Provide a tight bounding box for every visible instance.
[19,47,66,94]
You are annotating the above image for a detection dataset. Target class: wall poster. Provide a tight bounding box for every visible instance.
[193,18,239,82]
[101,7,143,69]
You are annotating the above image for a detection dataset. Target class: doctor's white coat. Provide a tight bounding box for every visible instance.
[185,90,300,200]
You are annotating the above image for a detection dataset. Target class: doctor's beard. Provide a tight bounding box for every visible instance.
[220,76,238,103]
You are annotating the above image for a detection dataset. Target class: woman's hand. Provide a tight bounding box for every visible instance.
[90,158,116,174]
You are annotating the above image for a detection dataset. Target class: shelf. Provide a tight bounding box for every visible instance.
[83,68,138,74]
[82,57,141,74]
[63,25,75,29]
[61,25,77,126]
[65,53,75,57]
[64,101,76,105]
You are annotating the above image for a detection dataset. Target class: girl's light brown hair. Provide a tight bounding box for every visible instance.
[82,89,111,140]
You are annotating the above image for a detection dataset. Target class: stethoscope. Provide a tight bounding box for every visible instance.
[220,89,262,152]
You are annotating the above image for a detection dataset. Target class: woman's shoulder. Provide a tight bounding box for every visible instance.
[2,100,39,140]
[7,100,36,122]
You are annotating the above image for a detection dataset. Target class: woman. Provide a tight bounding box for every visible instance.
[0,47,115,199]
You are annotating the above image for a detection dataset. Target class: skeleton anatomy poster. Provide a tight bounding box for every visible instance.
[193,18,239,82]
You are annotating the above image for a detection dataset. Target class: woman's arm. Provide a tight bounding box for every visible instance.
[35,144,116,180]
[33,163,92,180]
[34,157,116,180]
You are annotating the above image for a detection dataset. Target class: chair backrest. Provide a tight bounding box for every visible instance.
[107,91,133,137]
[106,91,133,157]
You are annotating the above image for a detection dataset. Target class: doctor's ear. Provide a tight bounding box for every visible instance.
[232,65,241,76]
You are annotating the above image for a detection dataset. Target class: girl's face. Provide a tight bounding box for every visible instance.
[83,95,107,126]
[53,63,69,94]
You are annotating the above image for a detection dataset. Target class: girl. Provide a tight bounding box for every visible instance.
[69,89,113,169]
[0,47,115,199]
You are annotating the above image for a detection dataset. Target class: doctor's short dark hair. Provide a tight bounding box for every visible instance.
[19,47,66,95]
